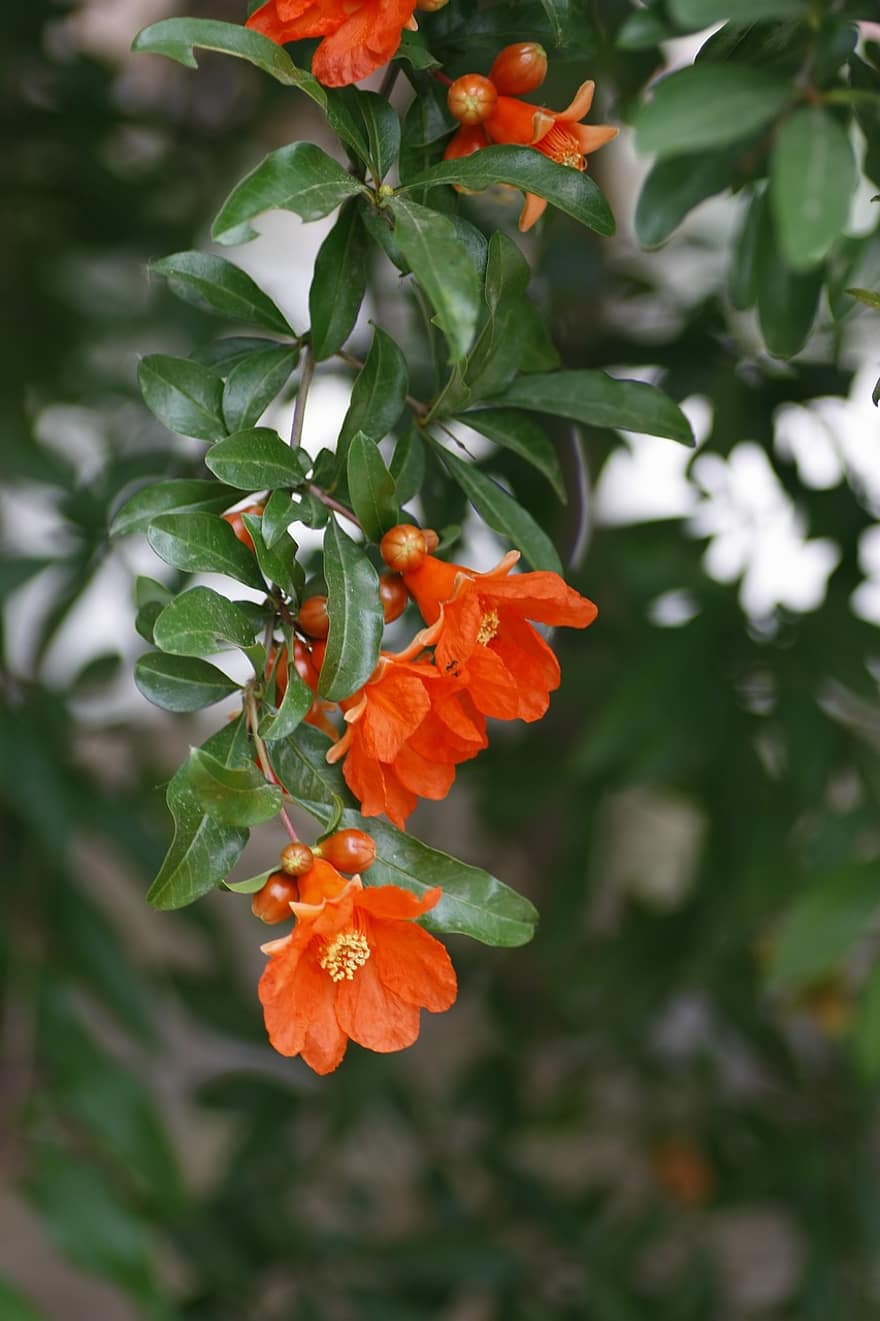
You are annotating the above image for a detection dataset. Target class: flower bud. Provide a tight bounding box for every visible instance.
[297,594,330,639]
[315,828,377,873]
[280,842,315,876]
[379,572,409,623]
[489,42,548,95]
[380,523,430,572]
[448,74,498,126]
[222,503,265,553]
[251,871,300,923]
[266,645,289,701]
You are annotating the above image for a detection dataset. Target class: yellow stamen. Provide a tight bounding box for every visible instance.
[477,608,500,646]
[319,930,371,982]
[539,123,585,171]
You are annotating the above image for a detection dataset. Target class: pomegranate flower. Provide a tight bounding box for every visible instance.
[247,0,418,87]
[259,859,457,1074]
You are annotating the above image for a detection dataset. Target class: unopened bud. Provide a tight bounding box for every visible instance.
[448,73,498,126]
[380,523,430,572]
[379,572,409,623]
[314,828,377,874]
[489,42,548,96]
[280,842,315,876]
[251,871,300,923]
[297,595,330,639]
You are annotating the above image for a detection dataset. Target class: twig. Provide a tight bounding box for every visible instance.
[378,63,401,101]
[289,346,314,450]
[306,484,362,530]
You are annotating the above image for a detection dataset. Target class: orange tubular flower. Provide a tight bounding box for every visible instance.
[247,0,418,88]
[444,43,618,231]
[403,550,598,723]
[326,656,486,828]
[259,862,457,1074]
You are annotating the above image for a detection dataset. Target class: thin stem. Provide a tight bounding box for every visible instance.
[433,71,453,87]
[378,63,401,102]
[245,688,300,843]
[289,346,315,450]
[306,484,363,529]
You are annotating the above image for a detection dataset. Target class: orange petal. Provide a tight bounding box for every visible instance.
[259,947,325,1058]
[518,192,548,232]
[572,123,619,154]
[393,741,457,800]
[402,554,461,623]
[433,591,484,671]
[460,643,521,720]
[358,667,431,761]
[485,96,553,146]
[301,1005,348,1074]
[556,79,595,122]
[482,572,598,628]
[490,612,559,722]
[312,0,415,86]
[371,918,457,1012]
[356,883,442,920]
[335,958,421,1052]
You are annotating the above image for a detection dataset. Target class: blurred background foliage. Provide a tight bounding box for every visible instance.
[3,1,880,1318]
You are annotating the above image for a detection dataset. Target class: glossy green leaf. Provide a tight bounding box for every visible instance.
[147,721,251,908]
[186,746,283,826]
[260,663,314,741]
[260,489,298,548]
[346,431,400,542]
[355,90,401,181]
[318,517,384,702]
[272,726,540,947]
[309,203,369,362]
[241,514,304,600]
[391,197,481,362]
[204,427,311,491]
[110,478,238,538]
[153,586,257,658]
[150,250,294,334]
[430,439,562,573]
[132,16,314,87]
[771,108,857,269]
[768,865,880,991]
[138,354,226,441]
[337,325,409,457]
[134,652,241,713]
[147,511,265,591]
[669,0,806,24]
[463,408,566,502]
[465,232,531,401]
[212,143,367,245]
[633,65,791,157]
[635,148,739,247]
[404,146,615,236]
[224,868,276,895]
[390,425,426,505]
[491,370,695,445]
[222,345,297,433]
[191,335,284,373]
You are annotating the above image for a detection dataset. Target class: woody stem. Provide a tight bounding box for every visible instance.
[245,688,299,843]
[290,346,314,450]
[306,484,362,530]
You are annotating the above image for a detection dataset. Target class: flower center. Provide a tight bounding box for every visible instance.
[538,123,585,171]
[476,608,500,646]
[320,930,371,982]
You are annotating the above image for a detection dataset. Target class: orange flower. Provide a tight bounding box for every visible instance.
[403,549,598,722]
[444,45,618,231]
[259,860,457,1073]
[247,0,418,88]
[327,656,486,827]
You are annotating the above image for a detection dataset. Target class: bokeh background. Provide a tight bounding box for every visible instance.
[3,2,880,1318]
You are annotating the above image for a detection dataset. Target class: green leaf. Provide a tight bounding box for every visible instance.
[337,325,409,459]
[260,661,314,741]
[0,1281,48,1321]
[309,202,369,361]
[390,425,426,504]
[261,488,299,547]
[633,65,791,157]
[191,335,284,373]
[222,344,297,433]
[669,0,806,25]
[846,287,880,310]
[356,89,401,181]
[346,431,400,542]
[539,0,570,44]
[318,517,384,702]
[465,232,531,401]
[429,439,563,573]
[491,370,695,445]
[854,963,880,1081]
[138,354,226,440]
[391,197,481,363]
[635,148,739,247]
[272,726,539,947]
[395,28,441,72]
[204,427,311,491]
[756,209,822,356]
[147,511,265,591]
[768,865,880,991]
[147,721,251,908]
[150,250,294,334]
[463,408,566,502]
[132,17,318,90]
[617,8,676,48]
[212,143,367,245]
[134,652,241,712]
[110,477,239,537]
[153,586,257,658]
[224,867,276,894]
[770,108,857,269]
[134,576,173,645]
[186,746,283,826]
[241,514,304,600]
[405,145,616,235]
[728,189,764,311]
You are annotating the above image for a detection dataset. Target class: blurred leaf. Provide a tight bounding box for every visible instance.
[346,432,400,542]
[848,286,880,309]
[138,354,227,441]
[854,963,880,1080]
[769,864,880,990]
[0,1280,48,1321]
[617,8,676,48]
[491,370,695,445]
[633,65,790,157]
[318,517,384,701]
[756,208,823,355]
[635,148,739,247]
[392,197,482,363]
[153,586,257,658]
[771,108,857,269]
[135,652,241,712]
[150,250,294,334]
[309,203,369,362]
[669,0,806,23]
[212,144,367,245]
[147,721,250,908]
[0,557,53,598]
[222,345,297,433]
[147,511,265,590]
[186,746,283,826]
[205,427,311,490]
[539,0,570,44]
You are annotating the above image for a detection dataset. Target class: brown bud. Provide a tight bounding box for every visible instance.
[251,871,300,923]
[297,595,330,639]
[280,842,315,877]
[379,572,409,624]
[380,523,429,572]
[314,828,376,874]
